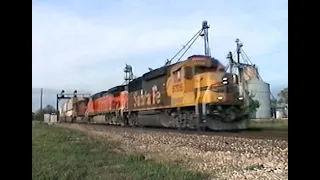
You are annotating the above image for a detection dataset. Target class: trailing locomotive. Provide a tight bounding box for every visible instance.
[59,21,250,131]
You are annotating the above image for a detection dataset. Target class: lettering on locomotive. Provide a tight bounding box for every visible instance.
[133,85,161,107]
[172,84,183,93]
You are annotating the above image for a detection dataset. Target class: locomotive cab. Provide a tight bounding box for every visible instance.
[169,55,247,124]
[183,55,243,105]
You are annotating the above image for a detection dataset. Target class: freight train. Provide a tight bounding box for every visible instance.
[59,21,250,131]
[59,55,249,131]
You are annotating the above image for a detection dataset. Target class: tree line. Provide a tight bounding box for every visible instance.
[271,87,288,107]
[32,105,57,121]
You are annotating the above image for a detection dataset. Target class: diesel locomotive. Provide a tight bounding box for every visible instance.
[60,55,249,131]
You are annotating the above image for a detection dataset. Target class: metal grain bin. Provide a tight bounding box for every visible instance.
[50,114,57,123]
[247,78,271,118]
[44,114,51,123]
[285,104,288,117]
[276,107,285,119]
[243,65,258,81]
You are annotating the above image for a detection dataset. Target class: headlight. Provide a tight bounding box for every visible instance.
[217,96,224,100]
[238,96,244,100]
[222,77,228,85]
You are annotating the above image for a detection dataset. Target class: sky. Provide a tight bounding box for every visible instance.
[32,0,288,109]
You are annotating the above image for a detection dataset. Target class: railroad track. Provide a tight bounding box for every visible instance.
[60,121,288,141]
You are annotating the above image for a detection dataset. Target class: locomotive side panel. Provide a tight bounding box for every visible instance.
[107,85,125,112]
[128,77,143,110]
[90,91,108,114]
[96,95,111,113]
[127,65,175,111]
[100,96,107,112]
[94,98,99,113]
[94,98,100,113]
[97,97,103,113]
[86,98,95,116]
[105,94,114,112]
[128,76,171,111]
[119,91,128,111]
[111,94,123,112]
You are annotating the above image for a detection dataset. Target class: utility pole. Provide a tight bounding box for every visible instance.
[40,88,43,111]
[40,88,43,120]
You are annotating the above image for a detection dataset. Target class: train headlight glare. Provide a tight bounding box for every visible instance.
[217,96,224,100]
[222,81,228,85]
[222,77,228,81]
[238,96,244,100]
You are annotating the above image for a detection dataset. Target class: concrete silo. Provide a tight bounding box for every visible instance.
[247,77,271,119]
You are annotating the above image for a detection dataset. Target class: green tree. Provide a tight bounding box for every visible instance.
[43,105,57,114]
[270,98,278,107]
[246,90,260,115]
[278,87,288,104]
[33,105,57,120]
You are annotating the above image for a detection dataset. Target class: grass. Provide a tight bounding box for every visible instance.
[32,122,208,180]
[248,119,288,130]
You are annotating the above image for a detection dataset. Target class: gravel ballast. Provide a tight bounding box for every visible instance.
[58,124,288,180]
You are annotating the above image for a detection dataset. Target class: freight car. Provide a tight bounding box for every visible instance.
[59,97,89,123]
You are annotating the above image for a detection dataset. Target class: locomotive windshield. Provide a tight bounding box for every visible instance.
[194,65,225,74]
[194,66,217,74]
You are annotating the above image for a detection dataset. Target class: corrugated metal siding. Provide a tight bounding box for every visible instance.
[65,110,73,117]
[243,66,258,81]
[66,98,74,111]
[63,102,68,112]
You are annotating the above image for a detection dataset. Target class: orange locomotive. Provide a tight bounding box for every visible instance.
[83,86,129,125]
